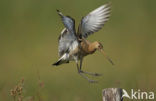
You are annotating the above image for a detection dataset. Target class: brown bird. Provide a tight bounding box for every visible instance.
[53,3,114,83]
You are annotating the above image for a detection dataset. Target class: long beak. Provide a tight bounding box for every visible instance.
[99,49,114,65]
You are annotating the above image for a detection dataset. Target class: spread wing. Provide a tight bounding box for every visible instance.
[78,3,111,38]
[58,28,78,57]
[57,10,78,57]
[57,10,76,34]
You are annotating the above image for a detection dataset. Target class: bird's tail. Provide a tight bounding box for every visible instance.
[52,59,69,66]
[52,59,62,66]
[52,53,69,66]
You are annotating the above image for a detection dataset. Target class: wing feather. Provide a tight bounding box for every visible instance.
[57,10,78,57]
[57,10,76,34]
[78,3,111,38]
[58,28,78,57]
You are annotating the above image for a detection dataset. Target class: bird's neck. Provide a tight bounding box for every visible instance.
[80,40,96,54]
[88,42,97,54]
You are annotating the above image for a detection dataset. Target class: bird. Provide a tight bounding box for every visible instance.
[53,3,114,83]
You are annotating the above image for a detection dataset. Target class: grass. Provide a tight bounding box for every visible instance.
[0,0,156,101]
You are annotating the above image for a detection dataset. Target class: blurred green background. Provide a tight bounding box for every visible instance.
[0,0,156,101]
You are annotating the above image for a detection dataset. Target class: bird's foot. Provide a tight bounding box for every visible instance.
[79,71,98,83]
[80,71,102,76]
[78,71,98,83]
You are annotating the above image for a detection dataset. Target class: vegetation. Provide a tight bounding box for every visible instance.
[0,0,156,101]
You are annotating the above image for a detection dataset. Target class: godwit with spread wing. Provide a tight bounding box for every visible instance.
[53,3,114,82]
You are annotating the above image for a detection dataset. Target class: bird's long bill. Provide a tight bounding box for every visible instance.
[99,49,114,65]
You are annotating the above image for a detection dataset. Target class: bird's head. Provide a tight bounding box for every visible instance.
[94,41,114,65]
[94,41,103,50]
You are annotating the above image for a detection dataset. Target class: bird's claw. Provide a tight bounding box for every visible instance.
[80,71,102,76]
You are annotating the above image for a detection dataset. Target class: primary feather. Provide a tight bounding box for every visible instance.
[57,10,78,58]
[57,10,76,34]
[78,3,111,38]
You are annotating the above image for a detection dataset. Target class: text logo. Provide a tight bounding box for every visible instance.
[122,89,154,100]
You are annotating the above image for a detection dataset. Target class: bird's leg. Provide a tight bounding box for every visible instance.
[79,59,102,76]
[76,62,97,83]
